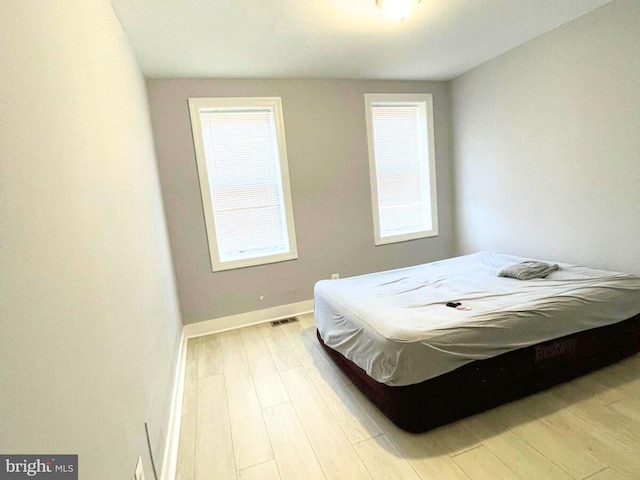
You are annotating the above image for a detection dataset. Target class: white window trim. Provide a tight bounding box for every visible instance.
[188,96,298,272]
[364,93,439,246]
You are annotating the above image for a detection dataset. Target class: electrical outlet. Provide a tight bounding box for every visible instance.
[331,273,340,280]
[134,457,145,480]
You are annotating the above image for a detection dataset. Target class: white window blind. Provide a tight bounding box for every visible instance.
[365,94,438,245]
[188,97,297,271]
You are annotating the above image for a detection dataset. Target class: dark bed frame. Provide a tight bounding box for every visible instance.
[317,313,640,433]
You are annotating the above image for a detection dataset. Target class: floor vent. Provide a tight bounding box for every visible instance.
[271,317,298,327]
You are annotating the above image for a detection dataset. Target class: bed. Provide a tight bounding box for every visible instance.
[314,252,640,432]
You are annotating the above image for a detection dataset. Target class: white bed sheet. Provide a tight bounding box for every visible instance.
[314,252,640,386]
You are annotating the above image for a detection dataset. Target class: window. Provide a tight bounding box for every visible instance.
[364,94,438,245]
[188,97,298,271]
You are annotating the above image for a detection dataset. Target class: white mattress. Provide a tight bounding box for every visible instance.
[314,252,640,386]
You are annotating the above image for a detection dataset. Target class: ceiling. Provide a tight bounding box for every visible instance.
[110,0,612,80]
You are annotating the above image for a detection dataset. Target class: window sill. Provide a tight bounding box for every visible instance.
[210,251,298,272]
[374,229,439,246]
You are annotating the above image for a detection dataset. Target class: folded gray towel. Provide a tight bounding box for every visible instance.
[498,261,559,280]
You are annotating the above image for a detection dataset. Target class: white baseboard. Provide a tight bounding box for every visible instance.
[182,299,314,339]
[160,299,314,478]
[159,333,187,480]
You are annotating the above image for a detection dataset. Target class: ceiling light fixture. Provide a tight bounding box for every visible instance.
[376,0,421,22]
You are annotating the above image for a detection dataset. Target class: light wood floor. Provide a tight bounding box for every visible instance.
[175,314,640,480]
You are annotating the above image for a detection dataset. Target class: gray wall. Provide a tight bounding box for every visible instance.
[147,79,453,323]
[0,0,182,477]
[451,0,640,274]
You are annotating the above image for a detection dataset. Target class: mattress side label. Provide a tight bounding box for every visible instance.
[534,338,578,362]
